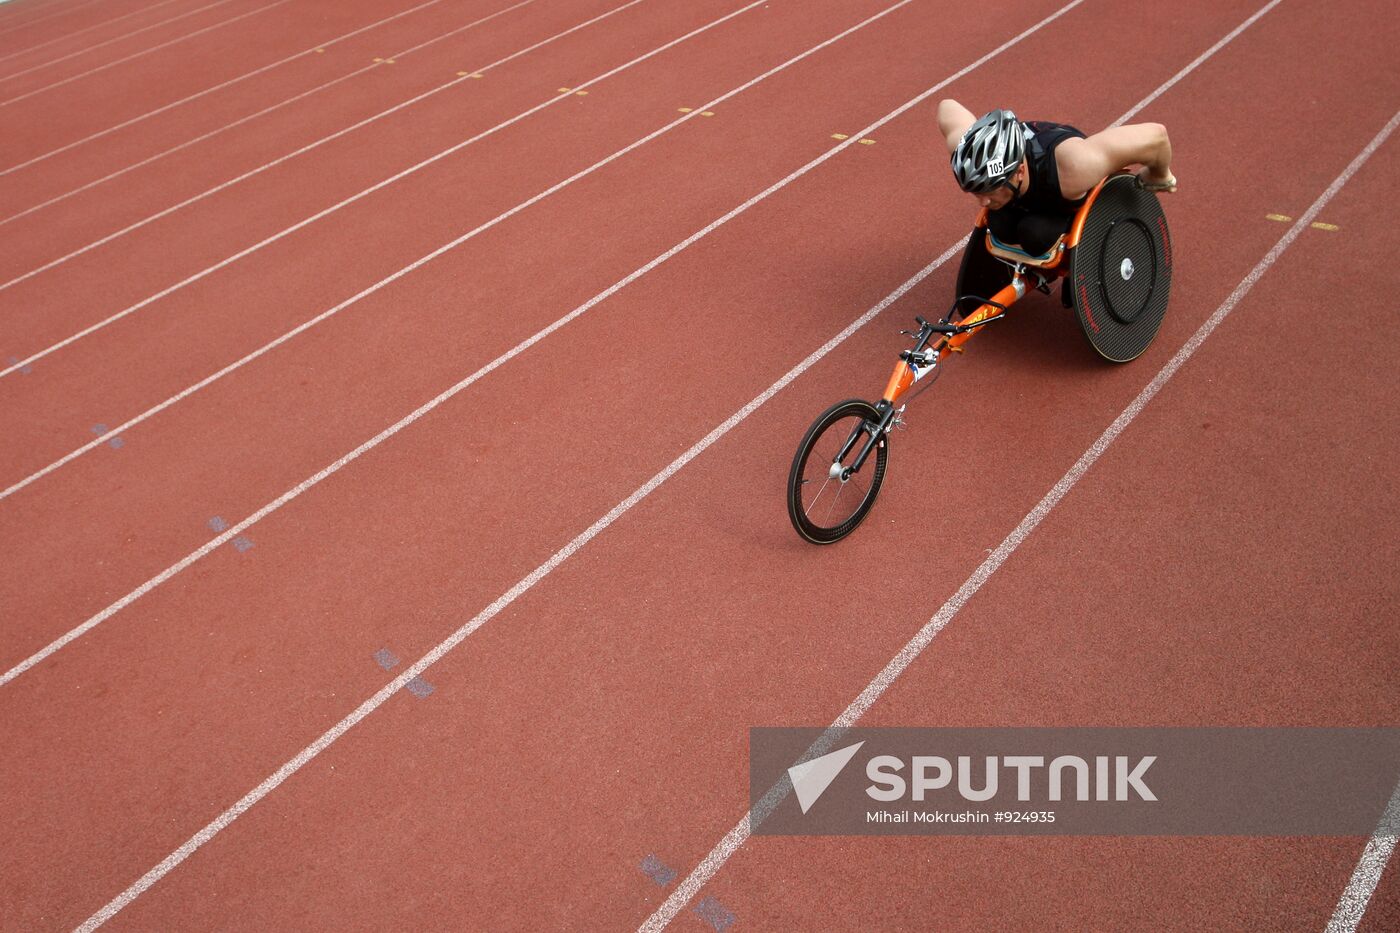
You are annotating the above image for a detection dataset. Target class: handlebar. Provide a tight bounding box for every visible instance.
[915,295,1008,336]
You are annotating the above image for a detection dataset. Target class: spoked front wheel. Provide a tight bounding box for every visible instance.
[787,399,888,544]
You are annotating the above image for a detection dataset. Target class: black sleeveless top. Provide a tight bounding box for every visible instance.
[1016,120,1087,217]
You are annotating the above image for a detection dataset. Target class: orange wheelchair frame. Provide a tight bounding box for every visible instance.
[786,177,1121,545]
[882,175,1110,406]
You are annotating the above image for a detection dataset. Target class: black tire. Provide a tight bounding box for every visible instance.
[787,399,888,544]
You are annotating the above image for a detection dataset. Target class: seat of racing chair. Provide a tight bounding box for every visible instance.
[984,230,1067,268]
[974,175,1123,272]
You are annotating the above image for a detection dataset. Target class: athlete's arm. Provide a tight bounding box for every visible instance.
[937,99,978,155]
[1055,122,1174,198]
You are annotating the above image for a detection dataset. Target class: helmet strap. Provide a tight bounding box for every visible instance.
[999,167,1026,204]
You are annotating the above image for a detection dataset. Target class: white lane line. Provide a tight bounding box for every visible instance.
[1109,0,1284,128]
[0,0,227,75]
[640,107,1400,933]
[59,5,1083,926]
[0,0,293,108]
[0,0,612,274]
[0,0,832,480]
[0,0,179,59]
[0,0,920,673]
[70,240,945,929]
[0,0,694,375]
[1326,781,1400,932]
[0,0,494,186]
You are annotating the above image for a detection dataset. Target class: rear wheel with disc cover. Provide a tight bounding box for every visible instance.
[1068,174,1174,362]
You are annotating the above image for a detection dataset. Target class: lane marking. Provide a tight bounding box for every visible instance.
[0,0,112,42]
[1310,221,1339,231]
[1326,780,1400,933]
[858,137,874,144]
[0,0,235,77]
[831,132,848,139]
[1,0,926,679]
[0,0,181,63]
[0,0,296,109]
[1108,0,1285,128]
[61,6,1085,926]
[640,854,679,887]
[693,897,736,932]
[0,0,1067,681]
[0,0,895,494]
[0,0,646,343]
[1266,213,1293,222]
[641,104,1400,933]
[90,422,123,448]
[0,0,463,182]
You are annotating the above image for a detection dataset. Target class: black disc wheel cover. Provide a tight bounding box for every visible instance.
[1069,175,1173,362]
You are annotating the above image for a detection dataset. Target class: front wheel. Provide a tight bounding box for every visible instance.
[787,399,888,544]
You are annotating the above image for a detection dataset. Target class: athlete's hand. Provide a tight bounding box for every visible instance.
[1136,167,1178,193]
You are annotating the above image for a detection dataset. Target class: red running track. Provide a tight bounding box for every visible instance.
[0,0,186,56]
[1,0,1397,928]
[0,0,457,169]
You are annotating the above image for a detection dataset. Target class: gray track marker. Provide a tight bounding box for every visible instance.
[373,648,400,671]
[693,897,735,932]
[404,676,434,699]
[7,355,31,374]
[90,423,123,448]
[231,537,254,553]
[639,854,678,887]
[207,516,228,532]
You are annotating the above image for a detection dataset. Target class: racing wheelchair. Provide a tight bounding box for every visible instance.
[787,173,1173,544]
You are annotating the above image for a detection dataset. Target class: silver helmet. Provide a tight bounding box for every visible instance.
[951,109,1026,194]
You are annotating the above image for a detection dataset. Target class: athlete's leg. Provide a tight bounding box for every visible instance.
[985,204,1024,245]
[1015,212,1073,256]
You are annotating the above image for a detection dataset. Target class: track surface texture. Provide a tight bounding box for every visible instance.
[1,0,1397,929]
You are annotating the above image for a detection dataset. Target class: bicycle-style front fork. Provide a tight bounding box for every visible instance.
[829,399,895,481]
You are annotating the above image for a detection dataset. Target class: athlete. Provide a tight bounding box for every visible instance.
[937,100,1176,256]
